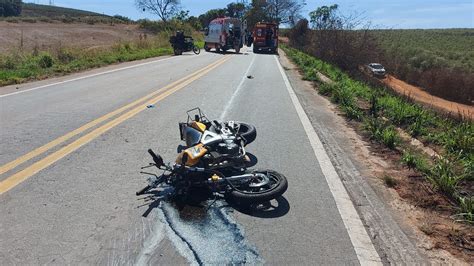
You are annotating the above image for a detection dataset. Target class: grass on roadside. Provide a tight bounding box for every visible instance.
[281,44,473,223]
[0,36,173,86]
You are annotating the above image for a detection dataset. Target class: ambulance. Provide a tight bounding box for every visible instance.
[204,17,244,53]
[253,22,278,54]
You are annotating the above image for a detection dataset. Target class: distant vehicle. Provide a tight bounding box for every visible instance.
[169,31,200,55]
[367,63,386,77]
[252,22,278,54]
[204,17,243,53]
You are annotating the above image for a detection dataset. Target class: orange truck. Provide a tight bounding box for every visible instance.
[252,22,278,54]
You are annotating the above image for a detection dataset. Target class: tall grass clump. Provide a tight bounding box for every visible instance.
[456,197,473,223]
[426,157,463,196]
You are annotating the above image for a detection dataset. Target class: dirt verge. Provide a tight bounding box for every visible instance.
[381,75,473,120]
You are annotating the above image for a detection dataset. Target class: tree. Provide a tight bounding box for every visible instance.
[226,2,246,18]
[309,4,341,30]
[173,9,189,22]
[198,8,226,28]
[135,0,180,22]
[266,0,305,25]
[300,4,379,71]
[245,0,270,29]
[0,0,22,17]
[288,18,308,48]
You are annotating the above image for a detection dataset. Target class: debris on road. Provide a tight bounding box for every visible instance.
[247,75,254,79]
[146,104,155,108]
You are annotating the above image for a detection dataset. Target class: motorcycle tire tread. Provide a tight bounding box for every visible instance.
[237,122,256,146]
[227,169,288,205]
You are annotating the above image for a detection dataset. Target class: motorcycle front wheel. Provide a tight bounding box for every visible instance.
[235,122,256,145]
[193,46,201,55]
[227,169,288,205]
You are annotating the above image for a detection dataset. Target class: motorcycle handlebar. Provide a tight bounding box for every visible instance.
[148,149,162,166]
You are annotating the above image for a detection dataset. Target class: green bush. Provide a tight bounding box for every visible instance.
[381,126,399,149]
[401,150,429,172]
[1,56,17,69]
[364,117,384,140]
[38,53,54,68]
[456,196,473,223]
[342,104,363,121]
[401,151,417,169]
[427,157,463,196]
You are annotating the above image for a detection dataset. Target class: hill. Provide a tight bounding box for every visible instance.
[21,3,109,18]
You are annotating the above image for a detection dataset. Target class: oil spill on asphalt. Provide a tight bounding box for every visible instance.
[137,193,263,265]
[159,201,263,264]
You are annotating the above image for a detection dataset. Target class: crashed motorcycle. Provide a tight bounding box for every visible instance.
[136,108,288,205]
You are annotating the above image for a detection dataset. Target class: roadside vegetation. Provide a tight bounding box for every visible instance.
[283,6,473,229]
[374,29,474,105]
[0,36,172,86]
[283,4,474,106]
[282,44,473,224]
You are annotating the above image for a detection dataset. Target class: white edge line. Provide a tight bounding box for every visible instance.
[219,54,256,120]
[275,55,382,265]
[0,56,175,98]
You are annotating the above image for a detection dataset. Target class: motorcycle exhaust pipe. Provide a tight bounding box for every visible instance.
[207,173,258,183]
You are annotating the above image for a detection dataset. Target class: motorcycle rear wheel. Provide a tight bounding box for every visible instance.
[227,169,288,205]
[193,46,201,55]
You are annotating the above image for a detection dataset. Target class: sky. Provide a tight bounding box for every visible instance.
[27,0,474,29]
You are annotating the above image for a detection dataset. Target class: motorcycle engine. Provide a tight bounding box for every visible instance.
[217,140,239,156]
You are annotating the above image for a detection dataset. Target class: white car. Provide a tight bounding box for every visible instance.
[367,63,386,77]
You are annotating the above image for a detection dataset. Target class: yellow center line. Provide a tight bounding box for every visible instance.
[0,56,229,176]
[0,56,231,195]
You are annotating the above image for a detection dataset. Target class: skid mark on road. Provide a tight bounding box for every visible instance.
[137,200,262,265]
[135,216,165,266]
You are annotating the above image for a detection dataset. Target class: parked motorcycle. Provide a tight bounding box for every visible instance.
[169,31,201,56]
[136,108,288,206]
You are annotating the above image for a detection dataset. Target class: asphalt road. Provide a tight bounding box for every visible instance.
[0,48,398,264]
